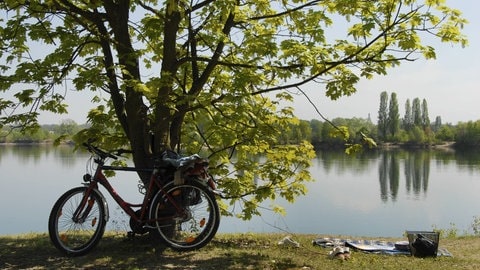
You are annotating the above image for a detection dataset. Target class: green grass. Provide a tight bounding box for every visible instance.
[1,232,480,269]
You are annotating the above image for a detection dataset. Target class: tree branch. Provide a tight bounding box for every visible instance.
[189,11,236,96]
[247,0,321,21]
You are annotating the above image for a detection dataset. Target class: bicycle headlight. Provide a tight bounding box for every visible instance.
[83,173,92,182]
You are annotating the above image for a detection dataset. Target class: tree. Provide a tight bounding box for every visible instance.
[403,99,413,131]
[436,125,455,141]
[456,121,480,147]
[277,120,312,144]
[297,120,312,143]
[56,119,79,138]
[412,98,422,127]
[387,92,400,138]
[410,125,426,143]
[421,98,430,129]
[0,1,467,219]
[309,119,323,145]
[433,116,442,132]
[377,91,388,140]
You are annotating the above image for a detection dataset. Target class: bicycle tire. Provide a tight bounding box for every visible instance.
[48,186,107,256]
[149,180,220,251]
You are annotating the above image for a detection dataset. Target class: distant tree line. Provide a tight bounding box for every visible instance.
[0,119,84,143]
[373,91,480,147]
[279,90,480,148]
[3,97,480,148]
[278,117,376,149]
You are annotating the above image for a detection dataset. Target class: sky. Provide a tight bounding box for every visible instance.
[292,0,480,125]
[36,0,479,125]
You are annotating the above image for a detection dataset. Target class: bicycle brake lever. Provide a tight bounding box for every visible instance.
[114,149,133,156]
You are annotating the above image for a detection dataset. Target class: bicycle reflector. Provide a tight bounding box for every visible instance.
[83,173,92,182]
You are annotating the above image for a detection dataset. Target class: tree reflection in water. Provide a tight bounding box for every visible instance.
[379,150,433,202]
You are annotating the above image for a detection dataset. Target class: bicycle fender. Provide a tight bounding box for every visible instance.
[190,175,216,191]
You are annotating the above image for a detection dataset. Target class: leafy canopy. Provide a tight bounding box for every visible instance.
[0,0,467,218]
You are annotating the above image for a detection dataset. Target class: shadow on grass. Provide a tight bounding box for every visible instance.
[0,233,276,269]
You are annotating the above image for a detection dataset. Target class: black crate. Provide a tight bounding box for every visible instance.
[406,231,439,257]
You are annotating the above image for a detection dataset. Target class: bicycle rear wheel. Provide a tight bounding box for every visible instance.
[149,181,220,251]
[48,186,107,256]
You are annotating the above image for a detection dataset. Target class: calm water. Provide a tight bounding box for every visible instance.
[1,144,480,237]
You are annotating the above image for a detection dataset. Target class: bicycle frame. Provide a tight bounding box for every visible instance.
[73,158,186,230]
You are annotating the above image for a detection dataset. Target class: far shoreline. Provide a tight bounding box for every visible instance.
[0,140,75,146]
[378,141,456,150]
[0,140,460,149]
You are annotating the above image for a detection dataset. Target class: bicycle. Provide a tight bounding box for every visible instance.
[48,140,220,256]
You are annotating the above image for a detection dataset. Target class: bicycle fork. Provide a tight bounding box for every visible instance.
[71,185,97,224]
[71,181,109,226]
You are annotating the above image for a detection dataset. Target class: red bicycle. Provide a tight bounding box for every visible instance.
[48,141,220,256]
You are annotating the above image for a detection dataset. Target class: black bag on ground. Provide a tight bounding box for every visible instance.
[412,234,436,257]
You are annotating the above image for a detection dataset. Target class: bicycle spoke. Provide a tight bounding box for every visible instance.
[49,187,106,256]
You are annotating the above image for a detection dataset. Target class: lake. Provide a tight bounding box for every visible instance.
[1,144,480,237]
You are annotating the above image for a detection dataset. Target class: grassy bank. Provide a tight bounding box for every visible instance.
[1,232,480,269]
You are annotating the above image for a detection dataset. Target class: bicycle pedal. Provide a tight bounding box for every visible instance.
[127,231,135,239]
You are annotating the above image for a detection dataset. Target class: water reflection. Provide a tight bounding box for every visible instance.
[0,144,87,167]
[2,144,480,236]
[379,151,400,202]
[378,150,431,202]
[315,149,377,174]
[377,148,480,204]
[410,151,430,198]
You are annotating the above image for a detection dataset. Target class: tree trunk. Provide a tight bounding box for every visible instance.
[104,0,154,182]
[153,5,182,154]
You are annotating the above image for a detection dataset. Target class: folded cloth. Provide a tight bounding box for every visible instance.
[312,237,453,257]
[312,238,351,248]
[278,235,300,248]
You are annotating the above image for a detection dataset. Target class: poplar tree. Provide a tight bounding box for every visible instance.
[434,116,442,132]
[404,99,413,131]
[378,91,388,140]
[422,99,431,128]
[388,92,400,137]
[412,98,422,127]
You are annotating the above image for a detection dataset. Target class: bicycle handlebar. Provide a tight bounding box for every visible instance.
[82,141,132,160]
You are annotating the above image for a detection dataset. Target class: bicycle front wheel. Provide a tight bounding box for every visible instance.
[48,186,107,256]
[150,181,220,251]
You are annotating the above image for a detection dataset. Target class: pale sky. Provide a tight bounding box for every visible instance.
[37,0,479,125]
[292,0,480,125]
